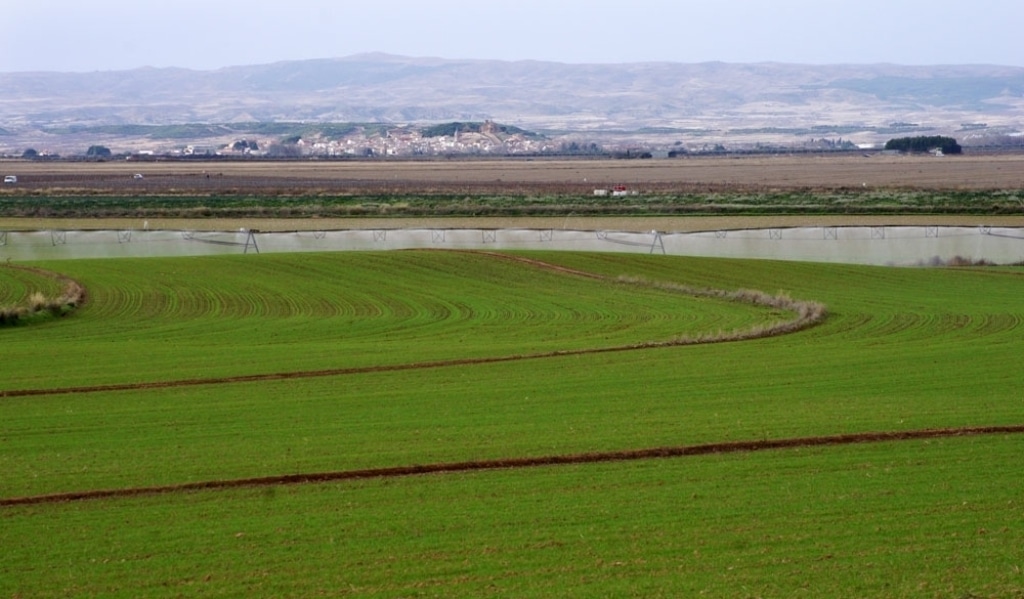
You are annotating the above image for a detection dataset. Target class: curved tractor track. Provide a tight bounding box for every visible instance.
[4,425,1022,507]
[0,251,827,398]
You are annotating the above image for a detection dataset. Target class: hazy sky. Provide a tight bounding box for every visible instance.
[2,0,1022,72]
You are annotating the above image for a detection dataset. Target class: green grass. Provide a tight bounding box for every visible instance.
[0,265,66,304]
[2,251,1023,596]
[0,251,779,390]
[2,436,1021,598]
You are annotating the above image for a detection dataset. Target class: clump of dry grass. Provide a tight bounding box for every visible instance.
[28,292,48,312]
[0,268,85,326]
[616,276,828,346]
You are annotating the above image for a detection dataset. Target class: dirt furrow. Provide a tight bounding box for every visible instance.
[4,425,1021,507]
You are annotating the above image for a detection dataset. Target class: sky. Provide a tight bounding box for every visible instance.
[2,0,1022,73]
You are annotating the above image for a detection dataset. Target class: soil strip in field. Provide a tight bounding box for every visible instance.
[3,425,1022,507]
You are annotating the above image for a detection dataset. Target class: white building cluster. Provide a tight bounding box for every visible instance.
[216,125,553,158]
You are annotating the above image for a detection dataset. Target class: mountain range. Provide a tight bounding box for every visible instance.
[1,53,1022,153]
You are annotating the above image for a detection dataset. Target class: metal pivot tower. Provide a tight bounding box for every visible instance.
[650,230,666,255]
[244,229,260,254]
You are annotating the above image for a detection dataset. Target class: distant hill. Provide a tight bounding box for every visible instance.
[1,54,1022,153]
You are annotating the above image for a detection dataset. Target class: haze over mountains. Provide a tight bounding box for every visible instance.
[1,53,1022,154]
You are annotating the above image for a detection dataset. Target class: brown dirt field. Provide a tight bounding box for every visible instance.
[4,425,1022,506]
[3,153,1024,192]
[3,154,1023,230]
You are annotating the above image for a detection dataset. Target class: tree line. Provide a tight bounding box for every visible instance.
[884,136,962,154]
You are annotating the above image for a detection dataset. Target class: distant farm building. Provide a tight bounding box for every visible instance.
[594,185,637,197]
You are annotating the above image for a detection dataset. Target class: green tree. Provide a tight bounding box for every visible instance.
[85,145,112,158]
[884,136,962,154]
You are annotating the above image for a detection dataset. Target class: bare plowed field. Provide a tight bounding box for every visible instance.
[4,153,1024,193]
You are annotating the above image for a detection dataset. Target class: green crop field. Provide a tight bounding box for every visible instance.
[1,250,1022,597]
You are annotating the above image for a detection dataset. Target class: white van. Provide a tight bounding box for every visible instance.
[3,175,16,184]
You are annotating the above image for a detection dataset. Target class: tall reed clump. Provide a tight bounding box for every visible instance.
[616,276,827,347]
[0,274,85,326]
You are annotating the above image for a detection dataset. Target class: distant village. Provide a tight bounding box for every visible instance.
[8,121,567,161]
[2,120,891,161]
[199,121,554,158]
